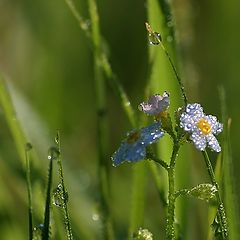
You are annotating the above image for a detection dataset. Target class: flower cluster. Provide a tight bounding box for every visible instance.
[112,92,169,166]
[180,103,223,152]
[112,94,223,166]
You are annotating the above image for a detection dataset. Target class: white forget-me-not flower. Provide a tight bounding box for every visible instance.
[112,122,164,166]
[180,103,223,152]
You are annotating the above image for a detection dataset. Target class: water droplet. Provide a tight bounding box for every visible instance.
[188,183,217,202]
[77,170,91,191]
[48,146,60,161]
[53,184,68,208]
[92,213,100,221]
[133,228,153,240]
[148,32,162,45]
[33,224,44,239]
[81,19,91,31]
[25,142,33,151]
[125,101,130,106]
[55,132,60,144]
[167,20,174,27]
[167,35,173,43]
[145,22,162,45]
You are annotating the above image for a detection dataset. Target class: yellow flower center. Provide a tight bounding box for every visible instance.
[197,119,212,135]
[127,131,140,144]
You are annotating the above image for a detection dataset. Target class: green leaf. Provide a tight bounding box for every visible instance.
[188,184,217,202]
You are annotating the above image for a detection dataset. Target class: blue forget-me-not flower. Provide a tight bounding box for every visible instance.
[112,122,164,166]
[180,103,223,152]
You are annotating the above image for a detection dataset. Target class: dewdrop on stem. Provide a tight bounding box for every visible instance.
[53,183,68,208]
[48,146,60,161]
[145,22,162,45]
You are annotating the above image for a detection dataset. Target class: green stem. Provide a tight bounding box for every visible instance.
[159,43,188,106]
[64,0,91,38]
[166,143,180,240]
[147,154,169,171]
[55,132,73,240]
[88,0,114,239]
[202,150,228,239]
[25,143,33,240]
[42,159,53,240]
[64,0,136,127]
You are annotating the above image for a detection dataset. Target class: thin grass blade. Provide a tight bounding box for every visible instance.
[42,149,56,240]
[219,87,240,239]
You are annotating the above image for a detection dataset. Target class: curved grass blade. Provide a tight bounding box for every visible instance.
[88,0,115,239]
[42,148,57,240]
[219,86,240,239]
[55,131,73,240]
[63,0,136,127]
[25,143,34,240]
[128,162,147,239]
[0,74,29,165]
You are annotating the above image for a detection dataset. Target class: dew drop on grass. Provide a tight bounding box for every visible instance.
[167,20,174,27]
[53,184,68,208]
[33,224,44,239]
[55,132,60,144]
[148,32,162,45]
[25,142,33,151]
[167,35,173,43]
[81,19,91,31]
[92,213,100,221]
[133,228,153,240]
[145,22,162,45]
[48,146,60,161]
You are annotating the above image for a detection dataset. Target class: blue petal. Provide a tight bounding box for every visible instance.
[140,122,164,145]
[112,142,128,166]
[125,142,146,162]
[112,141,146,166]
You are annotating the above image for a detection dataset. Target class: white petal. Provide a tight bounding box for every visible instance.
[190,131,207,151]
[186,103,204,117]
[206,134,221,152]
[205,115,223,135]
[180,113,195,132]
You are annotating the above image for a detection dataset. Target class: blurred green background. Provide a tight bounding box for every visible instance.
[0,0,239,239]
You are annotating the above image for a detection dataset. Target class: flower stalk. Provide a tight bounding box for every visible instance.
[202,150,228,239]
[166,142,180,240]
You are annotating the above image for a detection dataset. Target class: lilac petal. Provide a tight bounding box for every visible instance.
[206,134,221,152]
[139,92,170,115]
[190,131,207,151]
[157,92,170,112]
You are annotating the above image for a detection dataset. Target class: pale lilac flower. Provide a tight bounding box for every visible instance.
[139,92,170,115]
[180,103,223,152]
[112,122,164,166]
